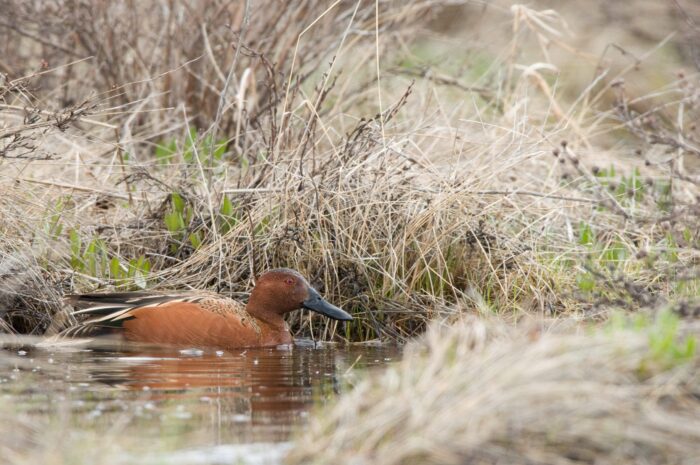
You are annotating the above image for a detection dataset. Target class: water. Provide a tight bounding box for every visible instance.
[0,339,399,465]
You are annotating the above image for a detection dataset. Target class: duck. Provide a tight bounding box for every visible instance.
[61,268,353,349]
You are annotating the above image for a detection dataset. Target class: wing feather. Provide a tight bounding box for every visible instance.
[62,292,207,338]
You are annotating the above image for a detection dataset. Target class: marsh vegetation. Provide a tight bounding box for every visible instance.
[1,1,700,464]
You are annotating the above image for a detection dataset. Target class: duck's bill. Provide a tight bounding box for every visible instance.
[303,288,353,321]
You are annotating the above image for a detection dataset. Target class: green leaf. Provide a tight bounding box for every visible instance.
[602,241,626,264]
[683,227,692,244]
[141,257,151,273]
[220,195,233,217]
[69,229,83,270]
[665,233,679,263]
[129,256,148,275]
[218,195,238,234]
[187,126,197,144]
[682,337,696,359]
[189,231,202,249]
[578,222,594,246]
[69,229,81,256]
[171,193,185,214]
[155,143,176,165]
[183,127,198,163]
[213,140,227,160]
[164,209,186,234]
[86,241,97,277]
[576,272,595,292]
[110,257,122,280]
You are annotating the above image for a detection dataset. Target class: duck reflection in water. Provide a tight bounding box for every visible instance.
[88,344,346,440]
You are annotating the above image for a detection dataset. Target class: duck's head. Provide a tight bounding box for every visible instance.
[248,268,353,321]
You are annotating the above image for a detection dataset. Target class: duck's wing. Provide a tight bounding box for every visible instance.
[61,292,215,338]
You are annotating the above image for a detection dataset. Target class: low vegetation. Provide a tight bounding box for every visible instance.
[287,313,700,464]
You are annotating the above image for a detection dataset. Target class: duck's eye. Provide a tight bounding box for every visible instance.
[284,278,295,286]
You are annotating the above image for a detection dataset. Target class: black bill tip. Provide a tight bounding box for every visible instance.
[302,288,353,321]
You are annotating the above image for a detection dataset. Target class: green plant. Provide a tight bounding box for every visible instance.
[647,310,696,367]
[163,192,196,252]
[155,127,227,166]
[594,166,645,204]
[576,271,595,292]
[575,221,630,292]
[606,310,696,373]
[154,139,178,165]
[43,197,70,241]
[109,255,151,289]
[218,194,238,235]
[69,234,109,277]
[68,229,151,288]
[163,193,241,252]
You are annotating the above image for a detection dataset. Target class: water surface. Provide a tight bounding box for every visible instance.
[0,339,398,465]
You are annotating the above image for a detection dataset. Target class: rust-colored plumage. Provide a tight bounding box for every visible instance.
[62,269,352,350]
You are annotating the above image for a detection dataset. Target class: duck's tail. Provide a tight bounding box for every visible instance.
[61,292,189,338]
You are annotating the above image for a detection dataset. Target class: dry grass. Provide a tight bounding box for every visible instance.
[287,314,700,465]
[0,0,464,337]
[0,1,699,342]
[1,1,700,464]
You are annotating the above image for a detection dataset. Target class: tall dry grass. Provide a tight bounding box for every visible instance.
[0,1,698,342]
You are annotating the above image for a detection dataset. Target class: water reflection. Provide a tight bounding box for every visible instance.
[0,339,398,453]
[94,345,353,442]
